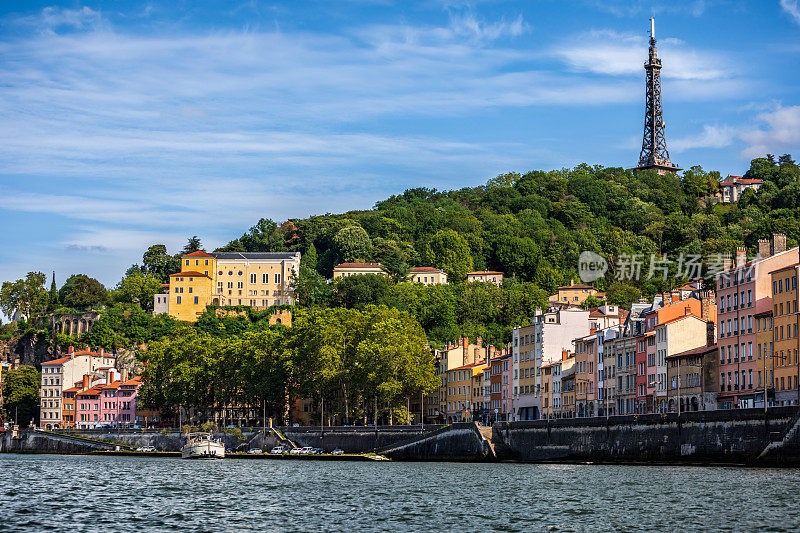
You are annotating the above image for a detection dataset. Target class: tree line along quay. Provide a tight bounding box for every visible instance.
[1,156,800,429]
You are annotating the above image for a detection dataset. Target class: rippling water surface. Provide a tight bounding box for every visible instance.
[4,454,800,531]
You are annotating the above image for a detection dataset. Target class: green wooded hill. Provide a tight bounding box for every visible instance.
[3,155,799,425]
[3,155,799,352]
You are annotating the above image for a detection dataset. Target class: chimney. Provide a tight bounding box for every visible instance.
[773,233,787,255]
[722,254,733,272]
[99,347,104,357]
[735,247,747,268]
[68,346,74,355]
[700,291,714,321]
[476,336,483,348]
[685,306,691,316]
[570,278,574,286]
[706,320,716,346]
[758,239,771,258]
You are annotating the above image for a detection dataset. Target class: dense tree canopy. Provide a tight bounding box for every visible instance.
[58,274,107,309]
[0,272,47,321]
[2,365,40,426]
[139,306,436,425]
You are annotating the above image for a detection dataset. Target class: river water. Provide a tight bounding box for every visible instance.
[4,454,800,531]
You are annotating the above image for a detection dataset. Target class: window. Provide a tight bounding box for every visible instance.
[251,273,257,284]
[194,296,199,305]
[177,296,181,304]
[275,273,281,284]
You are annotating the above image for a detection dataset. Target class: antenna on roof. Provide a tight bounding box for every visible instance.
[650,17,655,39]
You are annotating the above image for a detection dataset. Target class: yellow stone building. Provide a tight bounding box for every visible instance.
[332,262,385,279]
[410,266,448,285]
[445,361,487,422]
[549,281,603,306]
[159,251,301,322]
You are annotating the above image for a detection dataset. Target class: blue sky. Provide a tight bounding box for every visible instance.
[1,0,799,292]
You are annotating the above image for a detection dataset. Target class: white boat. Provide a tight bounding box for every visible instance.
[181,432,225,459]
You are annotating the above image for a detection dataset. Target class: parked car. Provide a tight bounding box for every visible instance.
[299,446,315,455]
[332,448,344,455]
[247,448,263,454]
[270,446,287,454]
[289,447,303,455]
[137,446,157,452]
[312,448,323,454]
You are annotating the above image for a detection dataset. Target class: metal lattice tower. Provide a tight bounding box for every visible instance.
[636,18,681,174]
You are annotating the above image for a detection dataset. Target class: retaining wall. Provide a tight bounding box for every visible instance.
[281,425,444,453]
[495,407,800,465]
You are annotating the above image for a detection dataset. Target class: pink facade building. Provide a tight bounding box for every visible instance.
[717,237,797,409]
[76,386,103,428]
[118,377,142,426]
[99,381,122,425]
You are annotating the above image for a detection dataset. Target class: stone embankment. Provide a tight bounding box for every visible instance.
[6,409,800,465]
[284,425,443,453]
[1,428,132,454]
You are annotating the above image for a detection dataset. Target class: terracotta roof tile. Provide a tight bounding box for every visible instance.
[183,250,214,257]
[169,271,211,278]
[334,262,383,268]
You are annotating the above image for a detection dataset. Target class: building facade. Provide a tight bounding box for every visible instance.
[467,271,504,285]
[717,237,796,408]
[770,262,799,406]
[410,266,448,285]
[39,348,116,429]
[159,250,301,321]
[333,262,385,279]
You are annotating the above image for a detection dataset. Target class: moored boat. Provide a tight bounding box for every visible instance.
[181,432,225,459]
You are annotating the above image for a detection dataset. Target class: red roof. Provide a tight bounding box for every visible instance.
[468,271,503,276]
[768,263,799,275]
[558,283,594,290]
[102,381,121,390]
[169,271,210,278]
[449,362,487,372]
[121,377,142,387]
[43,350,112,365]
[183,250,213,257]
[63,387,81,393]
[335,262,383,268]
[42,356,72,365]
[411,266,442,273]
[657,314,707,328]
[666,344,717,359]
[77,386,103,396]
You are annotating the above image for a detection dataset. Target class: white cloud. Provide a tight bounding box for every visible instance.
[587,0,713,18]
[781,0,800,25]
[740,104,800,159]
[553,30,730,80]
[448,12,529,41]
[671,124,737,152]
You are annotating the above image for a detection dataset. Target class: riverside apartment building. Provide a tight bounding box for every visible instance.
[39,347,116,429]
[716,235,797,409]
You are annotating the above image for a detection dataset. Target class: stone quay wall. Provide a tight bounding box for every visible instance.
[495,407,800,465]
[282,425,444,453]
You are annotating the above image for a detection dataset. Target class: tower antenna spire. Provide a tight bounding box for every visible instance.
[635,17,681,175]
